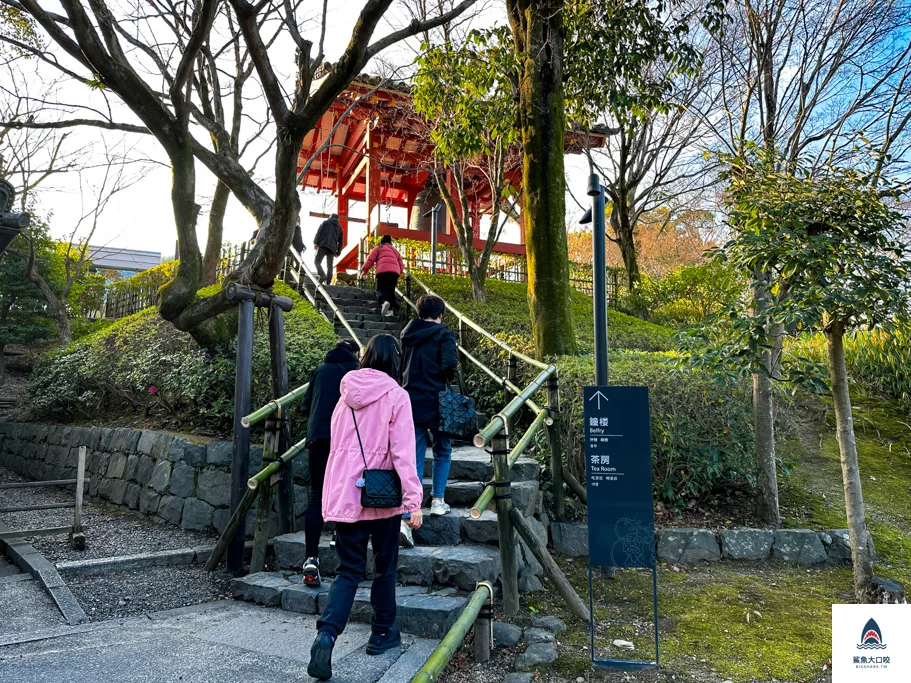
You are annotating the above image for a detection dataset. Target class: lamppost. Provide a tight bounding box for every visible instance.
[0,179,31,257]
[579,173,608,385]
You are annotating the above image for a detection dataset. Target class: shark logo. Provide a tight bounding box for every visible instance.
[857,618,887,650]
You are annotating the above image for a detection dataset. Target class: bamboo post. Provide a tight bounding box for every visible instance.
[250,417,277,573]
[492,430,519,616]
[472,581,493,663]
[69,446,86,550]
[509,507,591,624]
[269,301,294,535]
[546,375,566,521]
[564,469,588,504]
[411,584,493,683]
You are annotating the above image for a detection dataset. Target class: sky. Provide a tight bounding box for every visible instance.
[11,2,596,262]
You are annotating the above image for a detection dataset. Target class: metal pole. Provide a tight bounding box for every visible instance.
[430,204,440,274]
[269,302,294,534]
[589,174,609,385]
[228,298,254,575]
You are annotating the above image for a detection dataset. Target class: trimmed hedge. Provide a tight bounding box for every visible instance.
[28,281,335,435]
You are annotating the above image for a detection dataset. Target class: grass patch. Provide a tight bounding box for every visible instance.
[780,395,911,587]
[412,273,676,355]
[524,559,847,682]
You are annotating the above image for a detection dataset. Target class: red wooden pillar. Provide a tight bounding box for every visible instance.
[445,170,462,237]
[337,191,349,260]
[366,124,382,237]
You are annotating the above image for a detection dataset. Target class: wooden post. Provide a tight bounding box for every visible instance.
[510,507,591,624]
[546,375,566,521]
[228,297,255,576]
[69,446,86,550]
[269,302,294,535]
[492,431,519,616]
[472,582,493,663]
[204,486,257,572]
[251,417,277,573]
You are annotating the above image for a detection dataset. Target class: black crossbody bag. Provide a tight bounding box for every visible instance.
[350,408,402,509]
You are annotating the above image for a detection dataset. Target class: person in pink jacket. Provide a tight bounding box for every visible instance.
[360,235,404,317]
[307,334,423,681]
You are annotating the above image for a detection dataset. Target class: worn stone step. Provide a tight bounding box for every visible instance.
[233,572,468,638]
[433,448,540,483]
[421,478,539,512]
[273,533,502,589]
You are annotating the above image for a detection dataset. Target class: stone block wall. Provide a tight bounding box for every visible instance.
[0,422,310,536]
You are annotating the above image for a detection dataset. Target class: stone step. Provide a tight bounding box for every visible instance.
[432,447,540,483]
[232,572,468,639]
[422,478,540,512]
[273,533,502,589]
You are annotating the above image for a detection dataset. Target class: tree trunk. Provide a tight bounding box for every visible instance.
[202,180,230,286]
[508,0,577,357]
[610,211,640,291]
[23,259,73,344]
[751,271,780,525]
[0,343,5,386]
[826,319,875,602]
[470,272,487,303]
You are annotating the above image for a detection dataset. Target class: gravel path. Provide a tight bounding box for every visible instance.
[0,466,217,563]
[68,565,233,622]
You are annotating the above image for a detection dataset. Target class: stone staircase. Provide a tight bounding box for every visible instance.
[232,445,550,636]
[232,274,550,637]
[301,282,403,344]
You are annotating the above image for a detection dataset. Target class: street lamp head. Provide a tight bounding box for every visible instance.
[578,208,593,225]
[587,173,602,197]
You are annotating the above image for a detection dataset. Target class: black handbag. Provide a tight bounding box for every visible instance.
[350,408,402,509]
[438,372,478,440]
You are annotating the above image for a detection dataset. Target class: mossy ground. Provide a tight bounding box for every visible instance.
[519,559,848,683]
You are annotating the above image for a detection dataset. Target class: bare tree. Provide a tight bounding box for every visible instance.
[1,0,477,347]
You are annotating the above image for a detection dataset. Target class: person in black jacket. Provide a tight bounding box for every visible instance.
[313,214,344,285]
[399,294,459,547]
[299,338,360,585]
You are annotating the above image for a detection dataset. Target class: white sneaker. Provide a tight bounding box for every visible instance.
[381,301,392,317]
[430,498,450,516]
[400,520,414,548]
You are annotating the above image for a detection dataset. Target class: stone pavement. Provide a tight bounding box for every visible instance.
[0,600,439,682]
[0,559,65,637]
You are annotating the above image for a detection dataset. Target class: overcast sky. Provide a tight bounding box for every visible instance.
[15,2,593,260]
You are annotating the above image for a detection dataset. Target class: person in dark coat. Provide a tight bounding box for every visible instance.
[299,337,360,585]
[399,294,459,546]
[313,214,344,285]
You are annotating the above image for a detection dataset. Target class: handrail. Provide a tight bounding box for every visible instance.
[242,382,309,429]
[288,251,365,351]
[247,436,309,489]
[411,583,493,682]
[470,408,549,518]
[406,271,548,371]
[474,364,556,447]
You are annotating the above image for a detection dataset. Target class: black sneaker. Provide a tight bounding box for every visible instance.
[302,557,321,587]
[366,627,402,655]
[308,631,335,680]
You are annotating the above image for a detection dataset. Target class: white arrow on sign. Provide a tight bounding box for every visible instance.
[588,390,608,409]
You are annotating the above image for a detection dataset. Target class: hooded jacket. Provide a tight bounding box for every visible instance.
[300,345,359,443]
[361,243,404,276]
[314,216,344,254]
[322,368,423,523]
[400,318,459,425]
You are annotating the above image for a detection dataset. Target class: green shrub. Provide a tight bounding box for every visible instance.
[28,281,335,435]
[790,322,911,408]
[620,262,744,328]
[70,317,112,340]
[557,351,758,504]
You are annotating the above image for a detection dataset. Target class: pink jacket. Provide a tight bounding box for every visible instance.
[322,368,423,523]
[361,244,404,276]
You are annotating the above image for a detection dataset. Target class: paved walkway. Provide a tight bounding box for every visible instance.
[0,600,438,682]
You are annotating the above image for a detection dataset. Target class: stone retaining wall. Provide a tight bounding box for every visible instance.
[550,522,872,565]
[0,422,308,536]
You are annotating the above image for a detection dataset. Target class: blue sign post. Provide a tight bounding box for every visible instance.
[584,385,658,669]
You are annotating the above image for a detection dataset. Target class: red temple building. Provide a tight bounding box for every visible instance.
[297,72,604,276]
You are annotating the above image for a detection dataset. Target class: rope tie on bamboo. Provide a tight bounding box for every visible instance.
[493,479,511,501]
